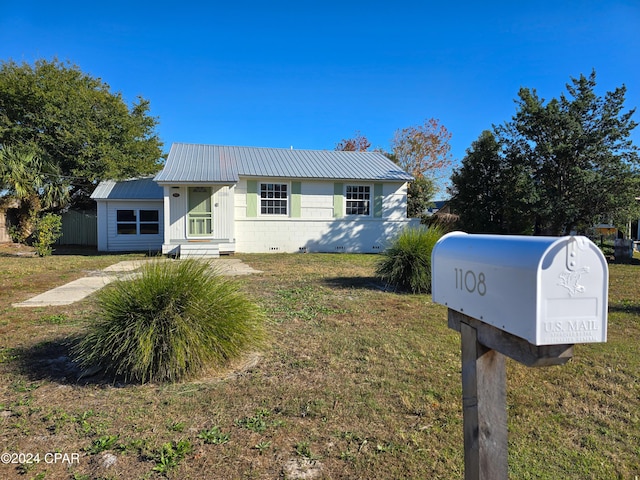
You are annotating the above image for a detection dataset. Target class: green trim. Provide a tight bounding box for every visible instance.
[246,180,258,217]
[291,181,301,218]
[374,183,383,218]
[333,183,344,218]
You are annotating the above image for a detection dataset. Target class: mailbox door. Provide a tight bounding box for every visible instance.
[537,236,608,345]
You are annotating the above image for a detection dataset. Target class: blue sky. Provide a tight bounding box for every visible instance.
[1,1,639,176]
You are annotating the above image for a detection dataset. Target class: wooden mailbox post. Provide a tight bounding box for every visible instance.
[432,233,608,480]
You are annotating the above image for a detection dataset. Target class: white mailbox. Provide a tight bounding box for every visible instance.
[431,232,608,346]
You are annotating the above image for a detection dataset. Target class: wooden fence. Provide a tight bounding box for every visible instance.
[56,210,97,246]
[0,209,97,246]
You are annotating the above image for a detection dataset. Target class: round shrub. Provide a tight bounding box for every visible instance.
[73,259,266,383]
[376,225,444,294]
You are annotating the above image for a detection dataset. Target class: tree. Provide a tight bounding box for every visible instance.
[335,131,371,151]
[0,145,69,241]
[407,176,437,218]
[390,118,454,218]
[449,131,536,233]
[0,58,163,205]
[391,118,453,180]
[451,71,639,235]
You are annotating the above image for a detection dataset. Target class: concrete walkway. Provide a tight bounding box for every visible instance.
[12,259,261,308]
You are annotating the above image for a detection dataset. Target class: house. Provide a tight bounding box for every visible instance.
[92,143,419,256]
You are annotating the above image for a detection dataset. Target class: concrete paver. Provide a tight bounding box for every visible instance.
[12,259,261,308]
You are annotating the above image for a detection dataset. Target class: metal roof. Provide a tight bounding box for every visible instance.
[154,143,414,183]
[91,177,163,200]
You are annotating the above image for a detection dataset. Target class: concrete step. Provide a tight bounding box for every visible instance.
[179,243,220,258]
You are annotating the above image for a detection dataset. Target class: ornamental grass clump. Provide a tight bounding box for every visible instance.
[376,225,444,294]
[73,259,266,383]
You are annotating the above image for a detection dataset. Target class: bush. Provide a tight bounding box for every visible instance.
[33,213,62,256]
[73,259,266,383]
[376,225,444,294]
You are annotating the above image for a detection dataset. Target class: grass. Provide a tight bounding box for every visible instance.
[0,244,639,479]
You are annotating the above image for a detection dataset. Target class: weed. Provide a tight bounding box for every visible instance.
[253,440,271,455]
[235,408,283,434]
[152,439,192,474]
[116,438,149,456]
[75,410,97,436]
[197,426,230,445]
[16,462,36,475]
[294,441,318,460]
[167,421,186,432]
[11,380,40,393]
[38,313,68,325]
[44,408,72,434]
[375,442,397,454]
[87,435,119,454]
[0,347,18,363]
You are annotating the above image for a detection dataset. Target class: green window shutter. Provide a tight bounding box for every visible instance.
[246,180,258,217]
[333,182,344,218]
[374,183,383,218]
[291,181,301,218]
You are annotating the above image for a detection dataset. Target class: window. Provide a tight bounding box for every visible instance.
[116,209,160,235]
[139,210,159,235]
[345,185,370,215]
[116,210,137,235]
[260,183,288,215]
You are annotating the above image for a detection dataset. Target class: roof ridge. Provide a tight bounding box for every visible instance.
[172,142,384,155]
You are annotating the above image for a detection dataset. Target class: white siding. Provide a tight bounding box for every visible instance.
[233,177,417,253]
[213,185,235,241]
[96,201,108,251]
[101,200,164,252]
[163,184,234,243]
[300,181,334,219]
[383,182,410,219]
[168,186,187,242]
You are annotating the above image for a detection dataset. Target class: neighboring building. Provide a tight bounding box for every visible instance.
[92,143,418,256]
[425,200,450,217]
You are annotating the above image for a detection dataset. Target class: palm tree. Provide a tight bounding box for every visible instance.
[0,145,69,241]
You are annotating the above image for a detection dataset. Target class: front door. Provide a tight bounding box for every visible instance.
[188,187,213,237]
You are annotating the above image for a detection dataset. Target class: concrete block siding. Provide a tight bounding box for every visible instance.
[235,218,419,253]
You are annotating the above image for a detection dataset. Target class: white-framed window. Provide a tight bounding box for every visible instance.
[116,209,160,235]
[345,185,371,215]
[260,183,288,215]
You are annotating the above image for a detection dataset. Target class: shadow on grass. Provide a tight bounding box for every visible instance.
[321,275,406,293]
[609,257,640,266]
[52,246,162,257]
[323,275,434,296]
[14,337,129,387]
[608,302,640,316]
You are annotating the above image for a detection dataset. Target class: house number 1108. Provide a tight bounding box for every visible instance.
[454,268,487,296]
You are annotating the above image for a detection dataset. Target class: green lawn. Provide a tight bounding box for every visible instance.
[0,247,638,479]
